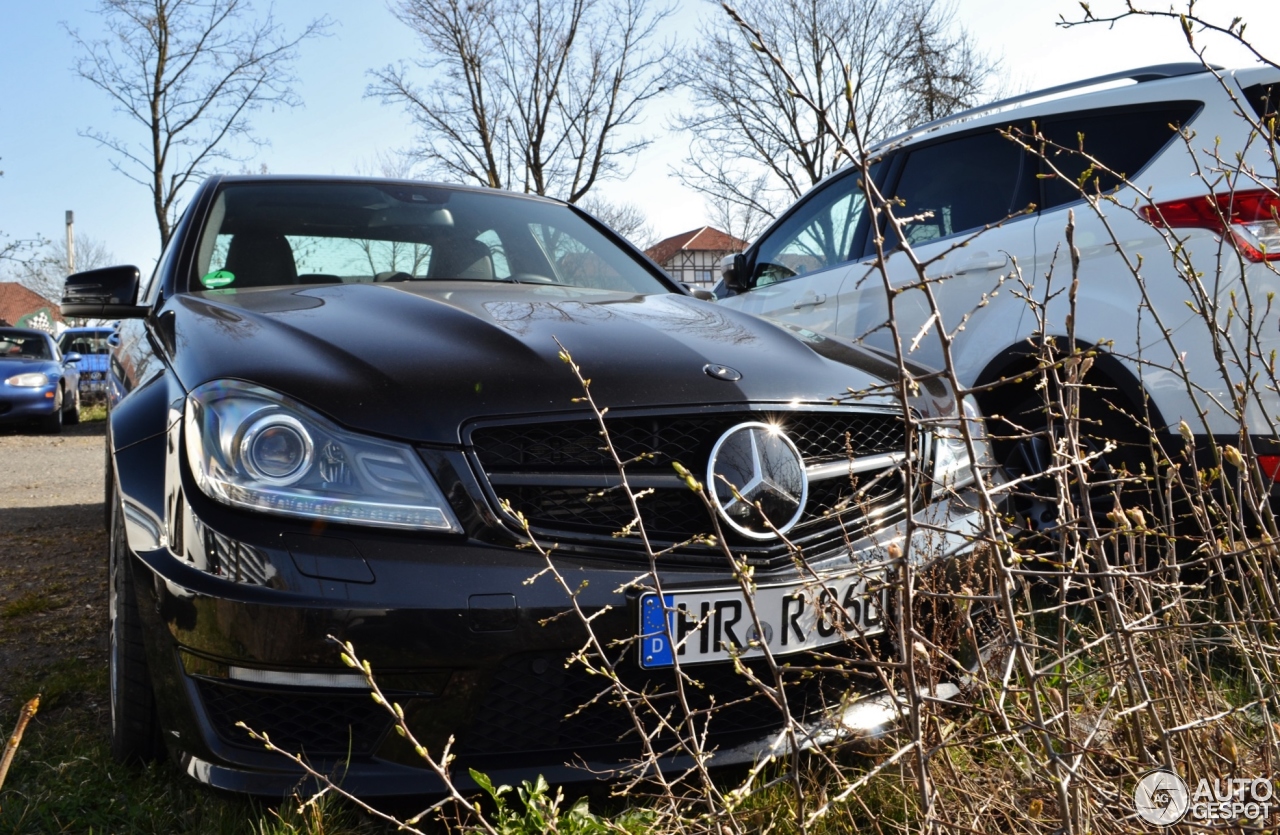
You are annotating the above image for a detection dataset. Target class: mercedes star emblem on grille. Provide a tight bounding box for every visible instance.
[707,422,808,540]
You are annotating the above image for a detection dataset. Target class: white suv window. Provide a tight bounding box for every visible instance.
[1037,103,1200,209]
[752,163,881,286]
[891,130,1031,244]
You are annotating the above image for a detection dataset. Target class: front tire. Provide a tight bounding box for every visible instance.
[988,386,1148,538]
[65,386,81,425]
[109,492,164,764]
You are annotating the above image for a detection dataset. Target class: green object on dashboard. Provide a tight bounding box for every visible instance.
[201,270,236,288]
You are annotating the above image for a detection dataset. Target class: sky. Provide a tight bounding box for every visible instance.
[1,0,1278,281]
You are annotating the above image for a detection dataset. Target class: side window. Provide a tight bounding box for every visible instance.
[1243,83,1278,122]
[891,130,1031,245]
[752,165,879,286]
[1037,103,1200,210]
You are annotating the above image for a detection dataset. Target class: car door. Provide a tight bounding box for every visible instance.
[835,126,1039,380]
[719,165,878,334]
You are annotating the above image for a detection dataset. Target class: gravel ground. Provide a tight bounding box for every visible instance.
[0,419,108,713]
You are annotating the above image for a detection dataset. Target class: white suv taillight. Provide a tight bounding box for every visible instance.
[1141,189,1280,262]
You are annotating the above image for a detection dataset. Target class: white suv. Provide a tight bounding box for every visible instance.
[719,63,1280,518]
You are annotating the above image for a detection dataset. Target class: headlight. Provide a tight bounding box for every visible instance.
[932,395,991,491]
[6,372,50,387]
[184,380,463,532]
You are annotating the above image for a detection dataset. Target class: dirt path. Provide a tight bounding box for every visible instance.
[0,420,108,714]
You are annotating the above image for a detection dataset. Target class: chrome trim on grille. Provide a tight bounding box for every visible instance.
[806,451,907,481]
[486,472,685,489]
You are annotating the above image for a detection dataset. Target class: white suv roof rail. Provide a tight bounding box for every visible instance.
[873,62,1219,151]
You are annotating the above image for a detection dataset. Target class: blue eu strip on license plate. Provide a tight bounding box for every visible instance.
[638,571,885,669]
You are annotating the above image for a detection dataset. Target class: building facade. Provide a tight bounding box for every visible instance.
[0,283,65,333]
[644,227,749,289]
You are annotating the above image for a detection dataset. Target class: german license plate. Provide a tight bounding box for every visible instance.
[638,571,886,669]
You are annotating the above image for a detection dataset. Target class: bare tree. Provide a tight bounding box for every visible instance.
[369,0,673,204]
[577,195,655,247]
[67,0,328,249]
[11,235,118,302]
[703,177,774,246]
[676,0,1000,223]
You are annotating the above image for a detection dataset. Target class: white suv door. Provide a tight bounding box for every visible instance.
[834,127,1039,380]
[718,165,879,334]
[1030,100,1209,427]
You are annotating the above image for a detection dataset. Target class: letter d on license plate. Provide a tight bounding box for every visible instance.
[638,571,885,669]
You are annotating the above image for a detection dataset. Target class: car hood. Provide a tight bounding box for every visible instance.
[166,283,923,444]
[0,357,60,376]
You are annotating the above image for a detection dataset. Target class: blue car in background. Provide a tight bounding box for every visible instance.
[59,326,114,402]
[0,327,81,433]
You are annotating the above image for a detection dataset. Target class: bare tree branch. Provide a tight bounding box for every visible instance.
[577,194,655,247]
[675,0,1001,222]
[67,0,329,248]
[368,0,673,204]
[8,235,117,302]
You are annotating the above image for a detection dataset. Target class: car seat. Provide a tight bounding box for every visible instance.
[430,237,494,280]
[223,233,299,288]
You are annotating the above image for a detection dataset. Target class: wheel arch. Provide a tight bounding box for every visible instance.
[971,338,1171,438]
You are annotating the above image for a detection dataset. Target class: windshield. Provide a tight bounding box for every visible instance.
[191,182,670,295]
[59,331,112,355]
[0,332,51,360]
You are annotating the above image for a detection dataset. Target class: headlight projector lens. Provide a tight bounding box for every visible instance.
[240,414,313,484]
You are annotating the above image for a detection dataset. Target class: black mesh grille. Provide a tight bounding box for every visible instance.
[474,411,904,471]
[470,410,912,560]
[458,650,874,757]
[196,680,392,757]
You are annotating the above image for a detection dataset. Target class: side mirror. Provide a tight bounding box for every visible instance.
[63,352,83,365]
[681,283,716,301]
[720,253,750,293]
[62,265,147,319]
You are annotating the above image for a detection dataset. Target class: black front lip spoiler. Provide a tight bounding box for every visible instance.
[177,682,962,798]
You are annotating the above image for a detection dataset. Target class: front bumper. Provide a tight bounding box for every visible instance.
[77,369,109,398]
[123,451,991,797]
[0,383,58,423]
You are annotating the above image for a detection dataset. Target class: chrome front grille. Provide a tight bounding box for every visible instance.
[468,408,919,564]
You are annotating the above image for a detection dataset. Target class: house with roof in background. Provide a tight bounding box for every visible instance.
[645,227,748,289]
[0,282,65,333]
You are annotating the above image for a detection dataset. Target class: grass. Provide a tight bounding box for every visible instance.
[0,659,381,835]
[79,403,107,422]
[0,592,64,619]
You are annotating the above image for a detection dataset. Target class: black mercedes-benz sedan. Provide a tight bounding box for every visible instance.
[63,175,992,797]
